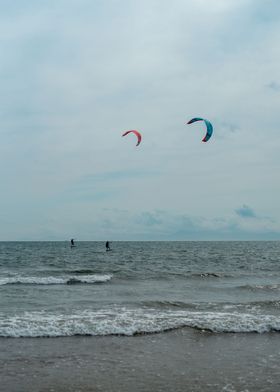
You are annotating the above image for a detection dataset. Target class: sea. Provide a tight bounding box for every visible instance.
[0,241,280,338]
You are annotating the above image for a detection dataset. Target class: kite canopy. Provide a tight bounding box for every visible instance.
[187,118,213,142]
[122,130,142,146]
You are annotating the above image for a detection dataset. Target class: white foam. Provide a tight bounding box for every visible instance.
[0,308,280,337]
[255,284,280,290]
[239,284,280,291]
[67,274,113,284]
[0,274,112,285]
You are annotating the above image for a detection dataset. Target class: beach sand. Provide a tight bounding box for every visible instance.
[1,329,280,392]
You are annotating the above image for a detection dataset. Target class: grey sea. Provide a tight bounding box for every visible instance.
[1,241,280,391]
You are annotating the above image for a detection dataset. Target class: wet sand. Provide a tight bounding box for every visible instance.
[1,328,280,392]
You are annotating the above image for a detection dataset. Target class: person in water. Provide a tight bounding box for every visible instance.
[106,241,110,251]
[71,239,75,247]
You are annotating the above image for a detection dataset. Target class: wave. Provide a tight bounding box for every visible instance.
[190,272,232,278]
[0,274,113,286]
[141,300,199,309]
[69,269,97,274]
[1,308,280,337]
[143,300,280,313]
[238,284,280,291]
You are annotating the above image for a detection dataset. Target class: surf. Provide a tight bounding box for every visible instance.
[0,274,113,285]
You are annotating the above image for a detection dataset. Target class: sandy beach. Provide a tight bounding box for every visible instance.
[1,328,280,392]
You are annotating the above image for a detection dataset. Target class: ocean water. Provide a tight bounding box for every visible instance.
[0,241,280,338]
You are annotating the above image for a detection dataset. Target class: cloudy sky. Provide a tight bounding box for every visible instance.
[0,0,279,240]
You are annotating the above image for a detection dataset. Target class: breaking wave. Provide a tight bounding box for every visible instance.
[0,274,113,285]
[238,284,280,291]
[1,307,280,337]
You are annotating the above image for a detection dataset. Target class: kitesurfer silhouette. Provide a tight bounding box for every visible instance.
[106,241,110,251]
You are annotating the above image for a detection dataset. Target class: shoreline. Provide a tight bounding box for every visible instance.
[1,328,280,392]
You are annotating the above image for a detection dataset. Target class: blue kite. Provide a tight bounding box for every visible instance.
[187,117,213,142]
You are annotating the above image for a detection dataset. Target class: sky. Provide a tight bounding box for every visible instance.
[0,0,280,240]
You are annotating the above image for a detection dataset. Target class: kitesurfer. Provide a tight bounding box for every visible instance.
[106,241,110,251]
[70,239,75,247]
